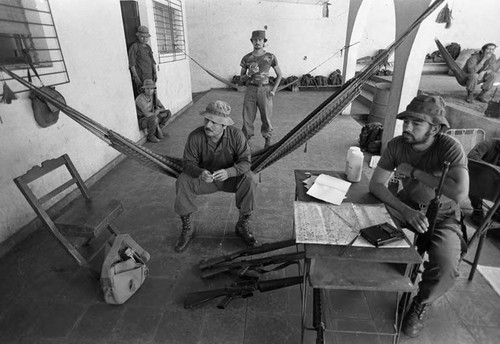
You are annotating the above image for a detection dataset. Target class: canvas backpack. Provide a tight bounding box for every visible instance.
[359,122,383,154]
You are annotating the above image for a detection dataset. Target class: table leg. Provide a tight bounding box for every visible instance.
[301,259,310,344]
[313,288,325,344]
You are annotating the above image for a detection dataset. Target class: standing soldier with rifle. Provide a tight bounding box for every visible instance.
[369,95,469,338]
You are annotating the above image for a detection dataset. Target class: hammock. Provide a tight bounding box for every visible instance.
[435,38,467,86]
[181,48,298,92]
[181,41,362,94]
[1,0,443,177]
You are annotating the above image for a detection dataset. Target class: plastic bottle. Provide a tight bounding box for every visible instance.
[346,149,364,182]
[345,146,362,176]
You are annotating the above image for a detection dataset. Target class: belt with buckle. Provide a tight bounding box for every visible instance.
[249,82,269,87]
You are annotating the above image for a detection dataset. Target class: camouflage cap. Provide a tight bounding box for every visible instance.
[396,94,450,128]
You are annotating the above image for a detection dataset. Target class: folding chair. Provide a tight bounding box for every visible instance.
[14,154,122,272]
[463,159,500,281]
[446,128,485,154]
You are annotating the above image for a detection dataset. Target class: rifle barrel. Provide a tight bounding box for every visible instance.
[184,288,229,309]
[419,161,451,253]
[257,276,303,292]
[198,239,297,271]
[200,251,305,279]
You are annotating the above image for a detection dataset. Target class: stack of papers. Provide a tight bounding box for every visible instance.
[304,174,351,205]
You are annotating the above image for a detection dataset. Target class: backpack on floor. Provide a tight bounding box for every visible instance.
[359,122,383,154]
[101,234,151,305]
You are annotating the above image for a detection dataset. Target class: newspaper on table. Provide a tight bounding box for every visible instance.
[293,201,411,248]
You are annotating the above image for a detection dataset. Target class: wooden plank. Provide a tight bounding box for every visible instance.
[309,259,416,292]
[55,198,123,237]
[306,244,422,264]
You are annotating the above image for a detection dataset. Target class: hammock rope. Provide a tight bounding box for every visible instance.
[435,38,467,86]
[1,0,443,178]
[179,49,241,91]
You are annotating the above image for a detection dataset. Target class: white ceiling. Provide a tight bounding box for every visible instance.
[262,0,330,5]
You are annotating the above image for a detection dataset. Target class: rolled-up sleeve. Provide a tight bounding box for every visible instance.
[182,132,204,178]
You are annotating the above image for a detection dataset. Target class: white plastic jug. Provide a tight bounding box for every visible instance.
[345,146,361,176]
[346,149,364,182]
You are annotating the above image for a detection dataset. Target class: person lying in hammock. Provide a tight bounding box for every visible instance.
[464,43,500,103]
[173,100,259,252]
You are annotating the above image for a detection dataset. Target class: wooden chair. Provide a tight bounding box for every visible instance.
[463,159,500,280]
[14,154,122,272]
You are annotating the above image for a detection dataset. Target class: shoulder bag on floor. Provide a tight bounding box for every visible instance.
[100,234,151,305]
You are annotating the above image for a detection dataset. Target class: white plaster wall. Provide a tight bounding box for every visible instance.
[185,0,350,92]
[185,0,400,93]
[186,0,500,93]
[140,0,193,111]
[428,0,500,52]
[0,0,192,245]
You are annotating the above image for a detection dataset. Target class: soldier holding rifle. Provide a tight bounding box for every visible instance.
[369,95,469,338]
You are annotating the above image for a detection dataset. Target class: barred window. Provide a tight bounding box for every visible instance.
[153,0,186,63]
[0,0,69,94]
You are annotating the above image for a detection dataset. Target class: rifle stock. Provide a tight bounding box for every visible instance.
[198,239,296,271]
[184,276,303,309]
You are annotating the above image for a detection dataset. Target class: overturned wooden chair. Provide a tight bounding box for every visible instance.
[14,154,122,272]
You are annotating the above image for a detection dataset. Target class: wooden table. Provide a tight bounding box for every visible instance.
[295,170,422,344]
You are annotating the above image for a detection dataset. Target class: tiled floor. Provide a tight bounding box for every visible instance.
[1,83,500,344]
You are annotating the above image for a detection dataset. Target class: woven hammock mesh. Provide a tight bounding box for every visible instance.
[435,38,467,86]
[107,131,183,178]
[1,0,442,179]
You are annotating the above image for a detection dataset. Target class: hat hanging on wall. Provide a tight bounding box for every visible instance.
[0,71,17,105]
[322,1,330,18]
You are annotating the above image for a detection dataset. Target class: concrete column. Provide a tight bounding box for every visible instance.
[381,0,445,152]
[342,0,369,114]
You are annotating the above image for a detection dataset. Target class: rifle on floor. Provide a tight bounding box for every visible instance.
[416,161,451,255]
[198,239,297,271]
[200,251,305,279]
[184,276,303,309]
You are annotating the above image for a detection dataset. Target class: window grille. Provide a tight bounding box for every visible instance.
[0,0,69,95]
[153,0,186,64]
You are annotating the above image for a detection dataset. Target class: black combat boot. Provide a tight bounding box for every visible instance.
[477,90,489,103]
[235,213,257,247]
[466,91,474,103]
[402,296,430,338]
[175,214,195,252]
[264,137,272,148]
[470,209,484,226]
